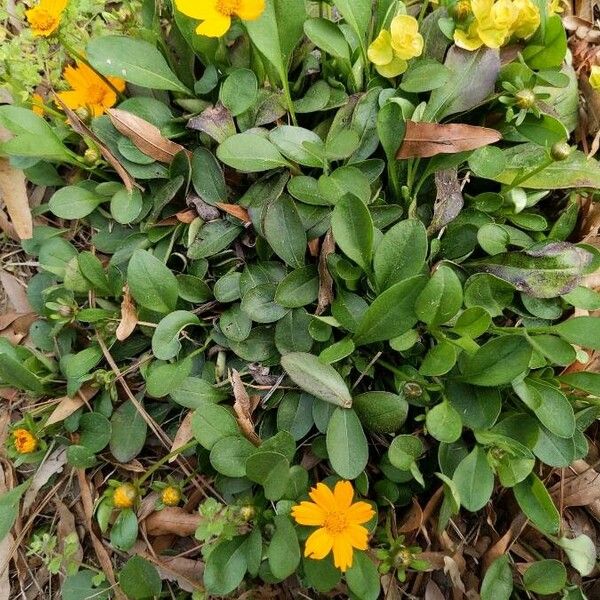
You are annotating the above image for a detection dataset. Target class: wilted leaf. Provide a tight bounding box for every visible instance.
[116,285,138,341]
[230,369,261,445]
[187,103,236,144]
[316,230,335,315]
[397,121,501,159]
[46,385,98,426]
[108,108,189,163]
[216,203,250,224]
[169,411,194,462]
[0,159,32,240]
[428,168,464,234]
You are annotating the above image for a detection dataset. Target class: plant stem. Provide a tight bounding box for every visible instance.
[137,440,197,486]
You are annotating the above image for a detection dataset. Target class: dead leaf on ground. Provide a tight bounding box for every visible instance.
[398,498,424,533]
[550,460,600,520]
[0,270,32,313]
[230,369,261,446]
[116,285,138,341]
[0,159,32,240]
[169,412,194,462]
[316,230,335,315]
[144,507,201,537]
[0,312,36,345]
[397,121,502,159]
[428,168,464,234]
[108,109,190,164]
[216,203,251,224]
[45,385,98,427]
[55,498,83,569]
[54,94,137,192]
[146,554,203,592]
[425,580,445,600]
[22,448,68,514]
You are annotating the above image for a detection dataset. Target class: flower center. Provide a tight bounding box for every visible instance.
[29,8,57,32]
[216,0,241,16]
[324,511,348,534]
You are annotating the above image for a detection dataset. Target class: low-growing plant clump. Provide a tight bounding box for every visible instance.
[1,0,600,598]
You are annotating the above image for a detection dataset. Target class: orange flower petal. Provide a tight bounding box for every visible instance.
[332,536,354,572]
[345,524,369,550]
[291,501,326,526]
[56,90,84,109]
[195,13,231,37]
[309,482,336,511]
[304,527,334,560]
[346,501,375,525]
[175,0,218,20]
[236,0,265,20]
[333,480,354,509]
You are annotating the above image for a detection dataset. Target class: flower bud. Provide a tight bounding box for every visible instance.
[161,486,182,507]
[515,89,536,109]
[550,142,572,161]
[113,483,137,509]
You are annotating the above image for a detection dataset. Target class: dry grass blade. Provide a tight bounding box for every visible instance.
[116,285,138,341]
[397,121,502,159]
[0,159,33,240]
[108,108,190,164]
[230,369,261,446]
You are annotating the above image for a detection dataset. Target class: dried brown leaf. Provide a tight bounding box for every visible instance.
[316,230,335,315]
[231,369,261,446]
[0,159,32,240]
[425,581,445,600]
[0,312,36,345]
[46,385,98,427]
[147,555,203,593]
[144,507,201,537]
[550,460,600,520]
[22,448,68,514]
[0,270,32,313]
[187,103,236,144]
[398,498,424,533]
[108,108,189,164]
[169,411,194,463]
[55,498,83,568]
[116,285,138,341]
[216,203,251,224]
[397,121,502,159]
[428,168,464,234]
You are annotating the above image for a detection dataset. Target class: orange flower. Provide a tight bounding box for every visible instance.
[56,62,125,117]
[25,0,68,37]
[291,481,375,572]
[13,429,38,454]
[113,483,137,509]
[31,93,45,116]
[161,486,181,507]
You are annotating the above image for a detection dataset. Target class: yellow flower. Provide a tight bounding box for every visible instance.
[291,481,375,572]
[56,62,125,117]
[161,486,182,507]
[390,15,424,60]
[113,483,137,509]
[590,65,600,90]
[472,0,515,48]
[454,21,484,50]
[511,0,540,39]
[13,429,38,454]
[175,0,265,38]
[31,93,45,117]
[548,0,565,14]
[368,30,408,78]
[25,0,68,37]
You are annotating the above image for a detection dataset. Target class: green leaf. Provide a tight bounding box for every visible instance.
[388,435,423,470]
[217,133,290,173]
[332,0,371,46]
[331,195,374,272]
[401,59,451,93]
[210,436,255,477]
[513,473,560,535]
[459,336,532,386]
[268,516,301,579]
[275,266,319,308]
[110,187,142,225]
[522,559,566,594]
[151,311,200,361]
[469,242,592,298]
[346,552,380,600]
[269,126,324,168]
[188,220,243,259]
[522,15,567,70]
[415,265,463,326]
[169,377,227,408]
[110,508,138,551]
[204,537,247,596]
[373,220,427,291]
[191,400,238,450]
[0,481,30,541]
[62,571,110,600]
[304,18,350,60]
[0,353,44,393]
[480,555,513,600]
[220,69,258,116]
[553,316,600,350]
[191,148,226,205]
[263,195,306,268]
[452,445,494,511]
[127,249,178,314]
[49,186,103,219]
[281,352,352,408]
[426,401,462,443]
[87,36,190,93]
[555,534,596,576]
[119,556,162,600]
[78,412,111,453]
[245,0,306,84]
[77,252,111,295]
[245,451,290,500]
[354,275,428,346]
[110,400,147,463]
[353,391,408,434]
[326,408,368,479]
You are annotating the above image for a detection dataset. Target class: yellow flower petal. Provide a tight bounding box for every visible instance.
[390,15,424,60]
[453,23,484,50]
[333,480,354,509]
[368,30,394,66]
[195,13,232,37]
[345,524,369,550]
[309,482,336,510]
[56,90,85,110]
[175,0,218,20]
[477,24,509,48]
[471,0,494,22]
[291,501,326,526]
[332,536,354,572]
[304,527,334,560]
[375,56,408,78]
[590,65,600,90]
[346,500,375,525]
[237,0,265,20]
